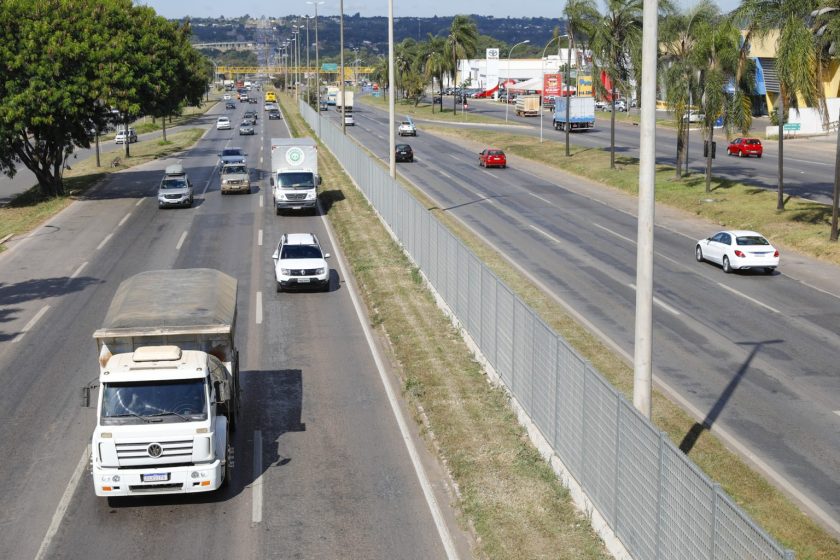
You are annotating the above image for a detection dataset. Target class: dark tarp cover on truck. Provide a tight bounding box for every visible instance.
[95,269,237,338]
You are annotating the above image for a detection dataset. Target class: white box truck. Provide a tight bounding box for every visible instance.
[336,90,354,112]
[553,97,596,131]
[85,269,240,497]
[270,137,321,214]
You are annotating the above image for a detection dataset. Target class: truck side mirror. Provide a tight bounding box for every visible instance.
[318,176,322,185]
[272,249,279,260]
[270,177,274,187]
[324,253,331,259]
[81,379,99,408]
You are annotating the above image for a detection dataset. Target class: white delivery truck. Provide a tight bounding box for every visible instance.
[336,90,354,113]
[270,137,321,214]
[85,269,240,497]
[553,97,596,131]
[326,86,339,105]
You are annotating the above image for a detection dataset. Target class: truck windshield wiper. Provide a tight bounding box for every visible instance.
[145,410,192,422]
[109,411,152,423]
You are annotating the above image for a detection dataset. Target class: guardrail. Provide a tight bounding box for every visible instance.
[300,99,795,560]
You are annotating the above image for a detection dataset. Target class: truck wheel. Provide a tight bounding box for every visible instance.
[276,281,282,293]
[275,207,281,216]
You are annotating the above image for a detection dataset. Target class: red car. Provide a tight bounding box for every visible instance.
[479,148,507,168]
[727,137,763,158]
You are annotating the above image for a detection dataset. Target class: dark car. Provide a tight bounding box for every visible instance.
[248,97,258,104]
[242,115,256,126]
[727,137,763,158]
[395,143,414,163]
[244,110,258,120]
[479,148,506,168]
[268,109,282,120]
[225,101,236,110]
[319,101,329,111]
[218,147,247,166]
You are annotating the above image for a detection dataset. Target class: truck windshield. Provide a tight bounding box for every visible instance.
[279,172,314,189]
[101,379,208,425]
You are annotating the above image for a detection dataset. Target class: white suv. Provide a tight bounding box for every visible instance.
[272,233,331,292]
[398,120,416,136]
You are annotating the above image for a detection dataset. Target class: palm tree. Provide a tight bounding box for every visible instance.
[692,14,744,192]
[563,0,600,156]
[659,2,717,179]
[735,0,823,210]
[590,0,643,169]
[813,2,840,240]
[446,15,479,114]
[422,35,448,113]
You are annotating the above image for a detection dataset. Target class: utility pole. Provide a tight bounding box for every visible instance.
[388,0,395,177]
[340,0,346,134]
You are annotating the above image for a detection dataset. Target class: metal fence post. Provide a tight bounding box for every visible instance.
[614,397,622,531]
[711,483,720,560]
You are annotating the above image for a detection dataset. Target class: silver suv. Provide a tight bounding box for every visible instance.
[157,164,194,208]
[220,163,251,195]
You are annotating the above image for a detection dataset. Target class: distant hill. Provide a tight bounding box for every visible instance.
[187,15,566,61]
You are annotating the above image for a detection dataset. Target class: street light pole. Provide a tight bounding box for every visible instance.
[306,15,311,103]
[340,0,346,134]
[388,0,396,177]
[307,1,324,134]
[565,32,573,157]
[505,40,530,124]
[540,35,561,143]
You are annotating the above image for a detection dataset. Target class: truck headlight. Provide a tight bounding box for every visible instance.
[306,192,316,200]
[280,268,291,275]
[315,267,325,275]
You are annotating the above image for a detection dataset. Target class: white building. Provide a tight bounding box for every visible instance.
[456,48,583,91]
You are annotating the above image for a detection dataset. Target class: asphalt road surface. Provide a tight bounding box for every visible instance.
[327,102,840,536]
[0,102,470,559]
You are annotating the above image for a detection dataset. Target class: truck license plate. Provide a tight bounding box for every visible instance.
[142,473,169,482]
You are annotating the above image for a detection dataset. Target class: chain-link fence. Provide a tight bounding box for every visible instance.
[300,99,795,560]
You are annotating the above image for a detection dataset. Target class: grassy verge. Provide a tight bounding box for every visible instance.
[281,94,840,558]
[0,129,205,248]
[280,93,613,559]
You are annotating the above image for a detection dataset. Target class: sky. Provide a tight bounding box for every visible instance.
[140,0,740,20]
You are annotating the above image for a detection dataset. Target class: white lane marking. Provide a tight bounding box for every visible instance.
[135,198,143,207]
[594,222,635,245]
[202,173,215,195]
[34,445,90,560]
[259,195,264,208]
[13,305,51,343]
[252,430,263,524]
[255,291,263,325]
[528,192,553,205]
[716,282,780,314]
[317,204,460,559]
[529,224,562,244]
[69,262,88,280]
[481,169,497,178]
[117,213,131,227]
[436,169,454,180]
[449,154,464,162]
[175,231,188,251]
[260,155,264,165]
[96,233,113,251]
[258,229,263,246]
[834,411,840,418]
[798,280,840,302]
[628,283,681,316]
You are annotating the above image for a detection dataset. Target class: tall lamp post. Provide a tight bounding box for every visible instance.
[505,40,530,124]
[305,15,311,103]
[307,1,324,134]
[540,35,562,143]
[388,0,396,177]
[340,0,346,134]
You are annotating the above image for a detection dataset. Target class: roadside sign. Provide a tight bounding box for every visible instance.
[322,63,338,72]
[783,123,800,131]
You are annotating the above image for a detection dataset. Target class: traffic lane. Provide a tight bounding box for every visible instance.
[334,112,840,523]
[255,205,454,558]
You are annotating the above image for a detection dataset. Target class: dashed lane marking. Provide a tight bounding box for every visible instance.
[176,231,188,251]
[13,305,51,343]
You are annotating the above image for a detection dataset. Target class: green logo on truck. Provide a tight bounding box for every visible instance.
[286,147,304,166]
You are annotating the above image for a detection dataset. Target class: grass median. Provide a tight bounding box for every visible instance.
[0,129,205,249]
[281,94,613,559]
[283,95,840,558]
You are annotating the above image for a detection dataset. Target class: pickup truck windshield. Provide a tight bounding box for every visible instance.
[101,379,208,425]
[278,172,315,189]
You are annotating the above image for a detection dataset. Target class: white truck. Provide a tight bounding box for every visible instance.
[553,97,596,131]
[85,269,240,497]
[270,137,321,214]
[336,90,354,112]
[326,86,339,105]
[514,95,541,116]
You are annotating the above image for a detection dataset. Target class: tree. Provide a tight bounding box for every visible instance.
[736,0,823,210]
[563,0,600,157]
[422,35,448,113]
[0,0,113,198]
[590,0,643,169]
[446,15,479,114]
[813,2,840,240]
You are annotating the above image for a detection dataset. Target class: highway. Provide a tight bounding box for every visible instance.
[0,101,469,558]
[326,101,840,534]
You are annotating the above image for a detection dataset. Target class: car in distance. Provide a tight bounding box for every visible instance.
[398,120,416,136]
[114,128,138,144]
[223,93,232,100]
[319,100,329,111]
[479,148,506,168]
[157,164,194,208]
[218,147,247,166]
[239,121,255,135]
[220,163,251,194]
[244,110,258,121]
[272,232,331,292]
[216,116,232,130]
[343,114,355,126]
[268,109,282,120]
[395,143,414,163]
[695,230,779,274]
[727,137,763,158]
[225,101,236,110]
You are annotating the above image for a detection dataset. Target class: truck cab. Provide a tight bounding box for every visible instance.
[270,138,321,215]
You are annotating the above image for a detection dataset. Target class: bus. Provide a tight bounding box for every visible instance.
[264,91,277,103]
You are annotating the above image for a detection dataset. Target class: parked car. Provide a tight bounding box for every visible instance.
[272,232,331,292]
[114,128,138,144]
[727,137,763,158]
[157,164,193,208]
[216,116,232,130]
[695,230,779,274]
[218,146,246,166]
[395,143,414,162]
[398,120,416,136]
[268,109,282,120]
[479,148,506,168]
[239,121,255,135]
[683,112,705,123]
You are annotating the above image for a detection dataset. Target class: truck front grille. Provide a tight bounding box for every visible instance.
[285,193,308,201]
[289,269,320,276]
[116,439,193,461]
[129,483,184,492]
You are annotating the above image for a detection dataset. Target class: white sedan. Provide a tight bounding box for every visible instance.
[695,230,779,274]
[216,116,231,130]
